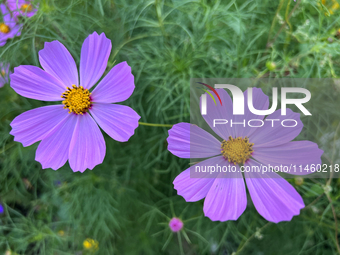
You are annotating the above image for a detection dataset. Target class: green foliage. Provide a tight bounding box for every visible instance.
[1,0,340,254]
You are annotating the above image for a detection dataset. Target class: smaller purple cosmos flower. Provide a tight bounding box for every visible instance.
[0,204,4,214]
[167,88,324,223]
[0,3,22,47]
[6,0,37,19]
[0,62,11,87]
[169,217,183,232]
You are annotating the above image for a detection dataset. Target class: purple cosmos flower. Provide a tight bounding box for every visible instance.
[10,32,140,172]
[169,217,183,232]
[6,0,37,19]
[0,204,4,214]
[167,88,323,223]
[0,3,22,46]
[0,62,11,87]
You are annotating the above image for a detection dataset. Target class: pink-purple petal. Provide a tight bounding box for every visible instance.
[202,88,235,140]
[39,41,78,87]
[249,108,303,148]
[5,23,22,37]
[244,159,305,223]
[91,62,135,103]
[173,156,224,202]
[203,168,247,221]
[68,113,106,173]
[10,105,69,147]
[252,141,323,175]
[167,122,221,159]
[10,65,66,101]
[233,88,269,138]
[0,4,11,23]
[6,0,25,9]
[89,103,140,142]
[35,114,77,170]
[80,32,112,89]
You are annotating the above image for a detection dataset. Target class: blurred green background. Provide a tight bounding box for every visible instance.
[1,0,340,254]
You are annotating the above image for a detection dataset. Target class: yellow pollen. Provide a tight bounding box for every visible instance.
[0,23,10,34]
[21,4,33,12]
[1,70,5,76]
[61,85,92,115]
[221,136,254,165]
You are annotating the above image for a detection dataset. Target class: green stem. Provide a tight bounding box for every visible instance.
[266,0,302,48]
[236,222,272,255]
[266,0,285,47]
[138,122,173,128]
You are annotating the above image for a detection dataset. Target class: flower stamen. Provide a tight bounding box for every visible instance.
[61,85,92,115]
[0,23,10,34]
[221,136,254,165]
[21,4,33,12]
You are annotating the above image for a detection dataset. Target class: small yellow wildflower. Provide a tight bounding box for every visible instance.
[321,0,340,16]
[83,238,99,250]
[58,230,65,236]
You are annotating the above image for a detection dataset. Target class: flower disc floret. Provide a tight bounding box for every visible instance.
[21,4,33,12]
[221,136,254,164]
[62,85,92,114]
[0,23,10,34]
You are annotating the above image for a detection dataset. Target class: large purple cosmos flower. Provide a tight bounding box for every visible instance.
[10,32,140,172]
[0,62,11,87]
[167,88,323,223]
[0,3,22,46]
[6,0,37,19]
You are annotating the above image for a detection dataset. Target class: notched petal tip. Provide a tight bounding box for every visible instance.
[203,210,241,222]
[71,165,93,173]
[270,204,305,224]
[41,40,60,51]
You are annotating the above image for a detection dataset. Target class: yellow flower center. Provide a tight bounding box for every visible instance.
[1,70,5,76]
[0,23,10,34]
[61,85,92,115]
[221,136,254,165]
[21,4,33,12]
